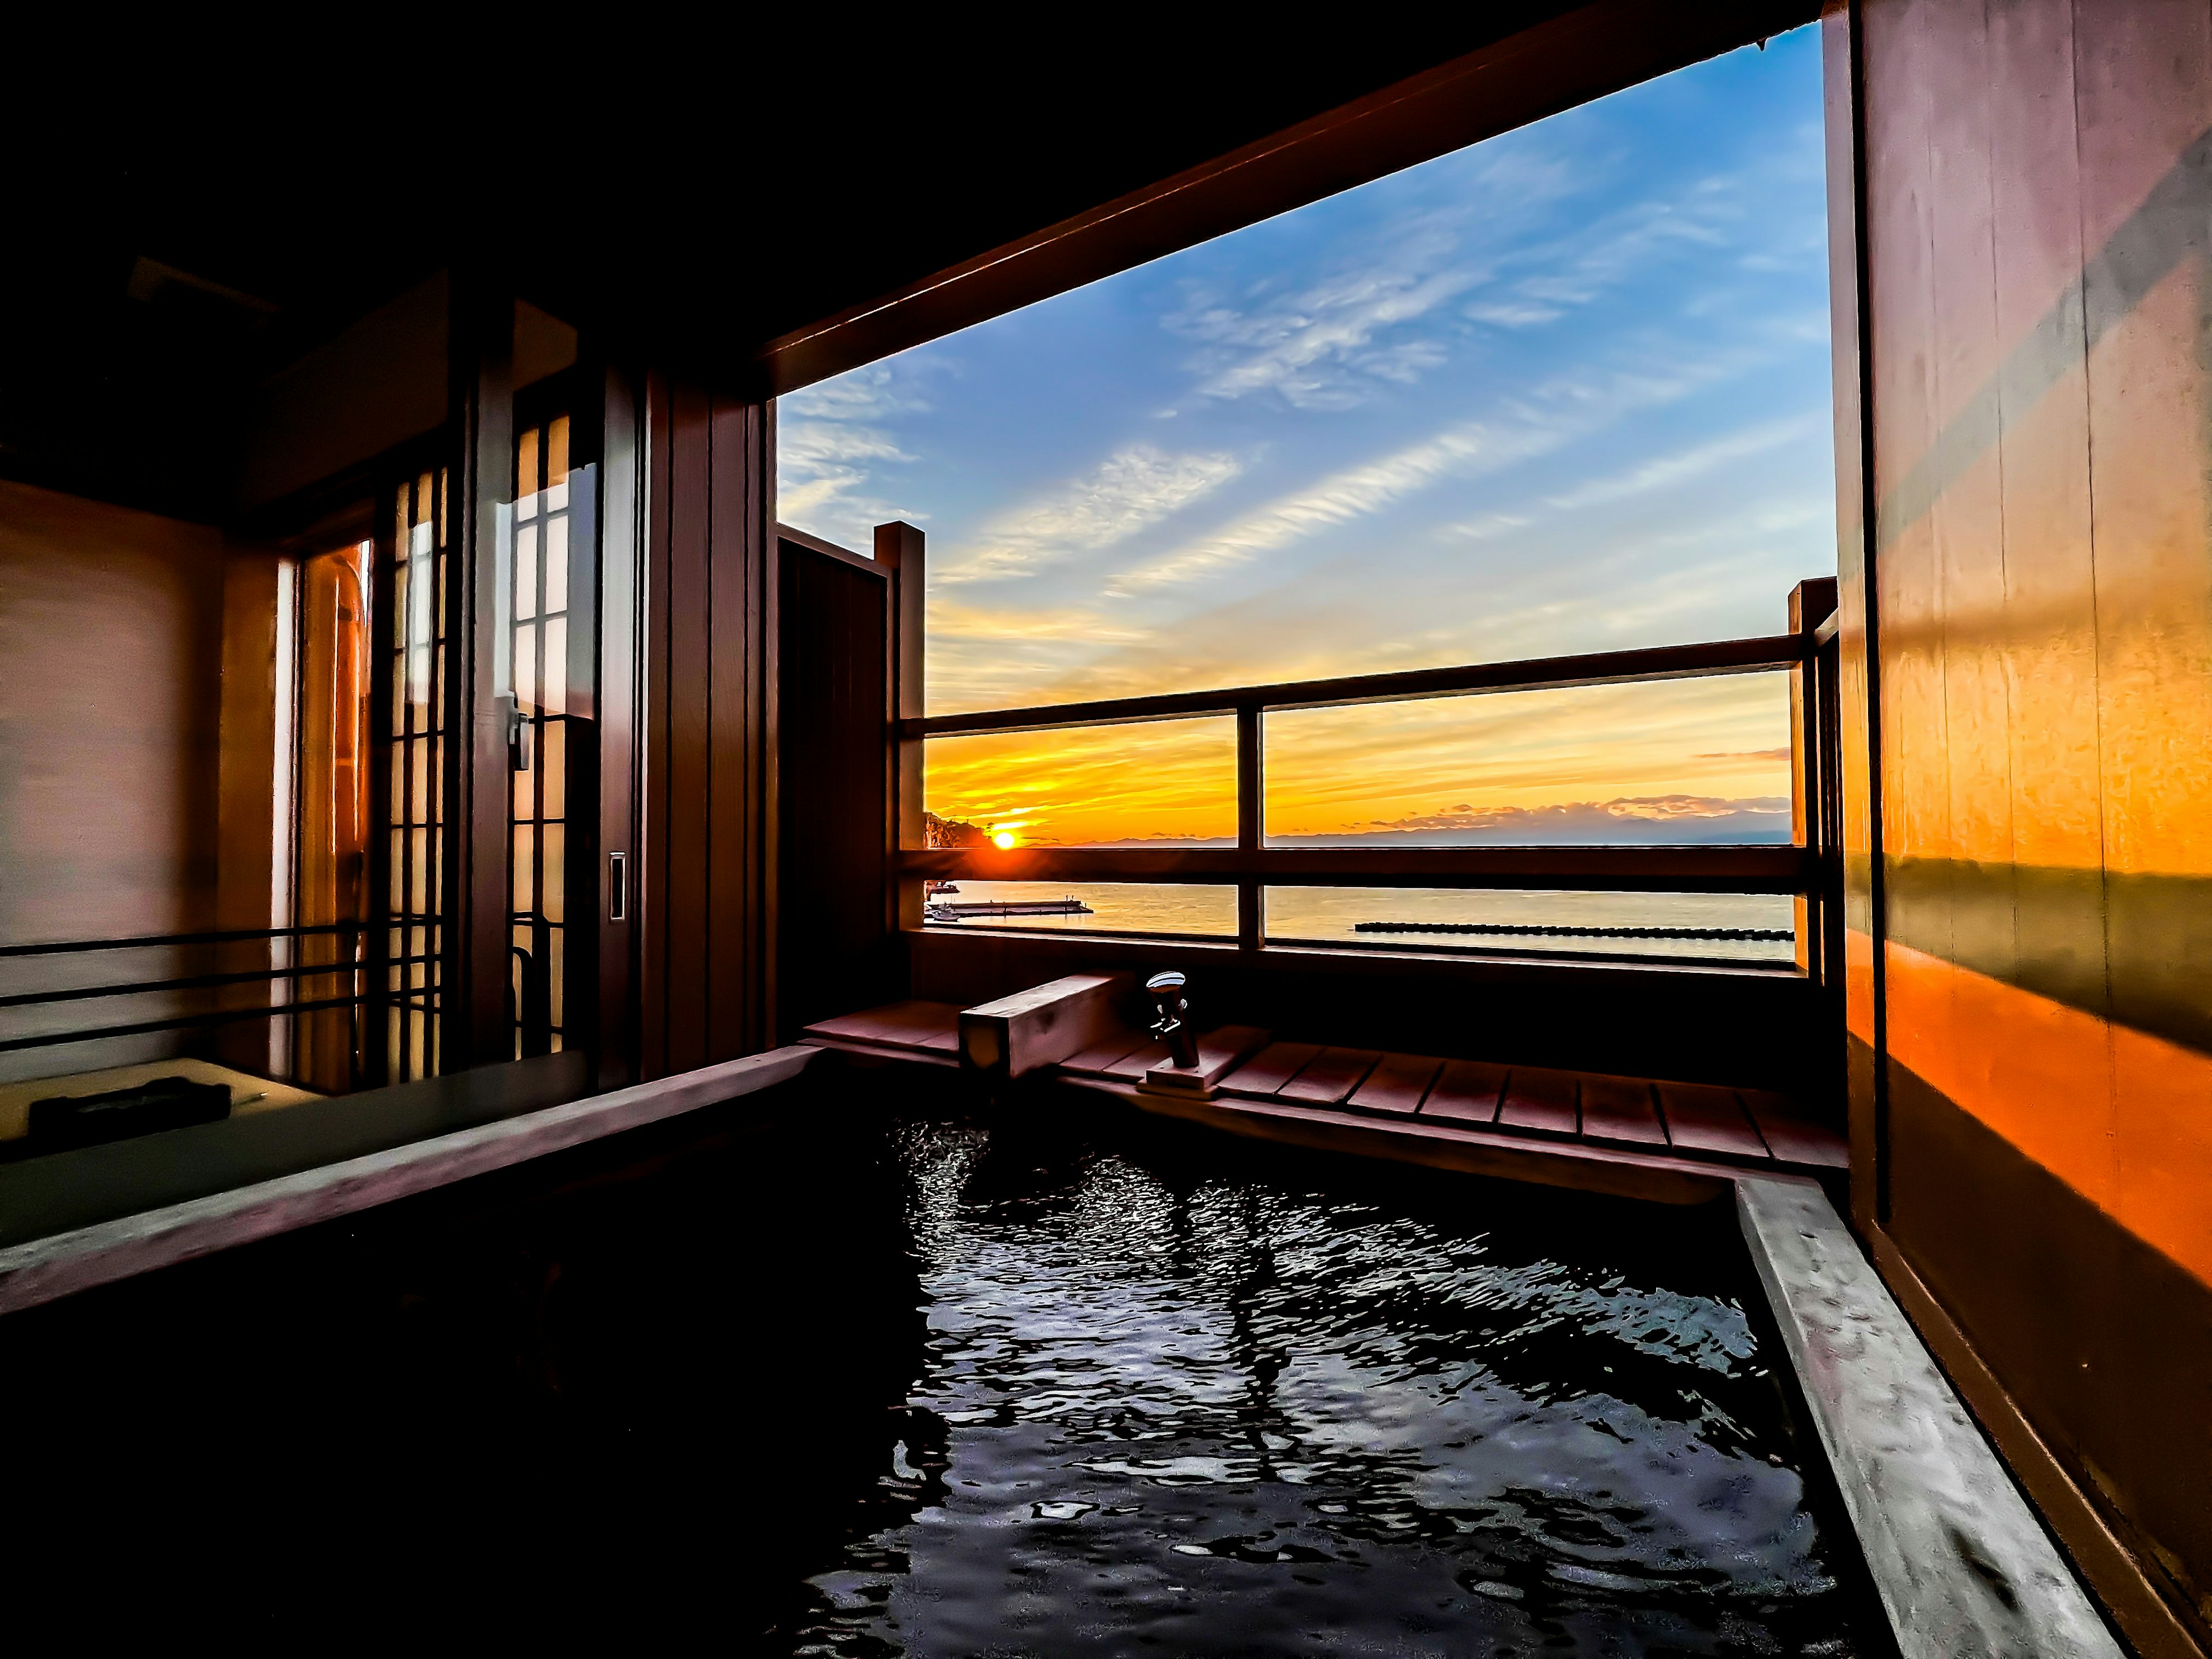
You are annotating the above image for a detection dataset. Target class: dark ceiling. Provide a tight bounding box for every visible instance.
[3,6,1806,520]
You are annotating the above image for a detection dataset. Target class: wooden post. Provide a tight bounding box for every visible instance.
[876,522,926,935]
[1237,704,1263,952]
[1787,578,1837,986]
[448,269,516,1071]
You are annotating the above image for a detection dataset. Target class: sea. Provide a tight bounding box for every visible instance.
[931,882,1797,965]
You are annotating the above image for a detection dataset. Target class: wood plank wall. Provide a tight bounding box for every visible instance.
[635,376,771,1076]
[1837,2,2212,1649]
[775,538,891,1039]
[0,480,230,1081]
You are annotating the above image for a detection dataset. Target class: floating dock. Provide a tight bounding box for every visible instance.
[923,897,1094,923]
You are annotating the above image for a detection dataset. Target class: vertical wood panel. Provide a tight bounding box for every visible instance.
[633,377,773,1078]
[663,382,713,1073]
[596,365,641,1090]
[1978,0,2113,1491]
[707,396,766,1063]
[2078,3,2212,878]
[1923,2,2015,956]
[878,522,927,935]
[638,370,673,1082]
[2072,1,2212,1635]
[1824,0,1885,1229]
[1988,0,2106,1002]
[1865,0,1952,1224]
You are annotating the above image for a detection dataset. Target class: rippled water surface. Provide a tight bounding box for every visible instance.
[772,1104,1873,1657]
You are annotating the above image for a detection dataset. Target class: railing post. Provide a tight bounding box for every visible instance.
[876,522,927,934]
[1237,704,1262,952]
[1788,578,1838,985]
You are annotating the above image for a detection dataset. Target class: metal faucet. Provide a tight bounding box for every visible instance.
[1145,970,1198,1069]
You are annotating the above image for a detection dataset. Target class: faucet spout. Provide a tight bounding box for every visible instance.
[1145,970,1199,1069]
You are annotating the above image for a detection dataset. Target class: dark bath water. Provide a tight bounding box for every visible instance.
[772,1097,1876,1657]
[0,1077,1878,1652]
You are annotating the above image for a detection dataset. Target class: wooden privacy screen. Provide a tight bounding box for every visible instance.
[635,378,771,1077]
[775,530,892,1039]
[1836,1,2212,1649]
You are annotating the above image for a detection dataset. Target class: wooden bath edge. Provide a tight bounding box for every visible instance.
[0,1046,824,1317]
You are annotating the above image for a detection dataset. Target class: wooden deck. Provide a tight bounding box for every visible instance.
[800,1005,1846,1203]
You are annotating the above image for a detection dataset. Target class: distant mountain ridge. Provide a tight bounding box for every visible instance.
[1057,796,1794,848]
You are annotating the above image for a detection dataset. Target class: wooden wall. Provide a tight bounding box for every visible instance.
[0,480,229,1080]
[635,377,771,1077]
[1836,2,2212,1648]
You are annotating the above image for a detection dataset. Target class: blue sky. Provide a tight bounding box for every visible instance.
[781,28,1830,846]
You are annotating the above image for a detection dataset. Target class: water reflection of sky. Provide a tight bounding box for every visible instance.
[788,1116,1866,1656]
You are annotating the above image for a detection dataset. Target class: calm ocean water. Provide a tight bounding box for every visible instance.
[930,882,1797,965]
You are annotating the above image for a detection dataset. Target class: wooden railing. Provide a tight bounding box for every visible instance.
[0,923,373,1056]
[900,592,1842,974]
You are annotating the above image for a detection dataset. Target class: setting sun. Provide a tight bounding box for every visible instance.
[991,830,1018,850]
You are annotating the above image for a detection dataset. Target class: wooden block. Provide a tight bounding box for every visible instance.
[1142,1026,1273,1095]
[1277,1048,1382,1105]
[959,972,1133,1079]
[1104,1039,1175,1081]
[1738,1089,1849,1169]
[1421,1059,1507,1124]
[802,1000,963,1053]
[1578,1074,1667,1147]
[1656,1081,1770,1160]
[1060,1031,1158,1077]
[1218,1042,1323,1099]
[1495,1067,1580,1138]
[1348,1053,1442,1116]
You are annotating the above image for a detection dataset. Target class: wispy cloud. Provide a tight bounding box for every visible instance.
[937,444,1240,585]
[777,365,934,545]
[781,363,931,423]
[1162,146,1595,412]
[1464,301,1566,328]
[929,599,1146,644]
[1112,357,1733,592]
[1169,229,1482,410]
[1438,511,1533,542]
[1110,425,1516,591]
[1542,411,1823,512]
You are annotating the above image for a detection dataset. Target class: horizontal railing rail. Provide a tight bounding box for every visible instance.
[0,923,395,1058]
[0,994,372,1056]
[0,955,431,1012]
[903,843,1807,893]
[0,922,369,959]
[907,632,1806,738]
